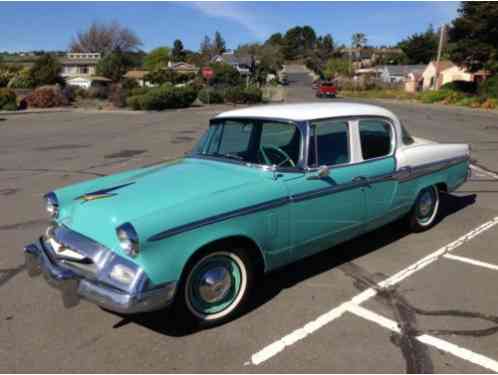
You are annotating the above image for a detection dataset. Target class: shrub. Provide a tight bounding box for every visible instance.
[126,95,145,110]
[479,76,498,99]
[61,85,76,103]
[30,54,63,86]
[7,67,35,89]
[25,87,65,108]
[121,78,139,91]
[416,90,452,104]
[0,68,18,87]
[441,80,477,94]
[481,98,497,109]
[454,96,483,108]
[87,86,109,99]
[0,88,17,110]
[128,84,198,111]
[129,87,149,97]
[198,88,224,104]
[224,86,263,104]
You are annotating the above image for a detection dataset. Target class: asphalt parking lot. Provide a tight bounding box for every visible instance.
[1,66,498,372]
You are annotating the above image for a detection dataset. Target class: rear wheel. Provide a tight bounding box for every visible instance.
[409,186,440,232]
[176,249,253,327]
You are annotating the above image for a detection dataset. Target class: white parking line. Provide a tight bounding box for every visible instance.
[249,216,498,366]
[470,164,498,180]
[348,304,498,373]
[443,253,498,271]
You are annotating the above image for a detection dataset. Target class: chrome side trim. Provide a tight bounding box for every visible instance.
[148,155,470,242]
[148,197,290,242]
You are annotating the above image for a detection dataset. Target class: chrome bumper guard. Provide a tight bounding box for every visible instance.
[24,238,176,314]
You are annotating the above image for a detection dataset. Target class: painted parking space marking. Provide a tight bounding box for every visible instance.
[470,164,498,180]
[443,253,498,271]
[348,304,498,373]
[249,216,498,366]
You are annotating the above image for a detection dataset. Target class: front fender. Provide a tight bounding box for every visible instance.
[134,202,290,285]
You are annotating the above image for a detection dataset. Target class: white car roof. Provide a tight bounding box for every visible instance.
[215,102,398,122]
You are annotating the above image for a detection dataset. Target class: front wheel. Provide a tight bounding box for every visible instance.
[409,186,440,232]
[176,249,253,327]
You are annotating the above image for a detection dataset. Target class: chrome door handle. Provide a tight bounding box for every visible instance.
[352,176,368,183]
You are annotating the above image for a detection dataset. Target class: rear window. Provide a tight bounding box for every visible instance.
[359,119,393,160]
[401,123,415,145]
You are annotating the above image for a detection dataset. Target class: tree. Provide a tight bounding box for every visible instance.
[70,21,142,54]
[398,26,438,64]
[200,35,213,58]
[301,25,317,51]
[171,39,186,62]
[352,33,367,49]
[29,54,62,86]
[266,33,283,46]
[449,2,498,74]
[323,58,350,79]
[143,47,170,70]
[96,50,132,82]
[213,31,226,55]
[316,34,335,60]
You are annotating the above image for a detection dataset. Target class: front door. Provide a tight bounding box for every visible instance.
[283,119,366,260]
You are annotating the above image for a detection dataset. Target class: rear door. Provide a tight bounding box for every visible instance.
[353,118,399,230]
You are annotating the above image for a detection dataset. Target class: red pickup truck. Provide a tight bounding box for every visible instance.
[316,81,337,98]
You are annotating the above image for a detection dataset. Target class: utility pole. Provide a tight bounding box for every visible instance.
[434,24,446,90]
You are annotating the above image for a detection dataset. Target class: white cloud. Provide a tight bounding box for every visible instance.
[189,2,271,40]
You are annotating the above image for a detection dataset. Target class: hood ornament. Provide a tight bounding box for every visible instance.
[75,182,135,203]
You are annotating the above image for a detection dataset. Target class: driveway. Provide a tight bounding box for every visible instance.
[1,69,498,372]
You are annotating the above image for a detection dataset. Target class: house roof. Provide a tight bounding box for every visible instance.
[125,70,149,79]
[211,52,252,66]
[67,76,111,82]
[59,58,100,66]
[215,102,397,122]
[170,62,199,72]
[430,60,455,71]
[382,65,426,76]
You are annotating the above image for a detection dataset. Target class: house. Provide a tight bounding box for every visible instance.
[421,61,490,90]
[66,76,111,90]
[378,65,426,84]
[211,51,252,75]
[168,61,199,74]
[60,53,101,78]
[124,69,154,87]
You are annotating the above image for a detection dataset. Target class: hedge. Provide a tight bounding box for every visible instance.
[25,87,65,108]
[0,88,17,111]
[224,86,263,104]
[479,76,498,99]
[127,84,198,111]
[197,88,224,104]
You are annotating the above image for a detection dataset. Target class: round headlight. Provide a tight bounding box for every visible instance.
[44,192,59,218]
[116,222,139,257]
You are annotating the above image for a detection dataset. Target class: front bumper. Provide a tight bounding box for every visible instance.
[24,238,176,314]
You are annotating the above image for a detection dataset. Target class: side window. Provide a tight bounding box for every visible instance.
[259,122,301,166]
[308,120,349,167]
[359,119,393,160]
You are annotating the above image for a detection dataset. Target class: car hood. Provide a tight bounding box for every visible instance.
[57,158,277,254]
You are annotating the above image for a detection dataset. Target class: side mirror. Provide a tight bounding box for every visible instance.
[307,165,330,180]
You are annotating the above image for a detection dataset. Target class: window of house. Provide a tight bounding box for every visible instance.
[308,120,350,167]
[359,119,393,160]
[80,66,89,74]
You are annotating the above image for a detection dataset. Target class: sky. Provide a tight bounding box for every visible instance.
[0,1,460,53]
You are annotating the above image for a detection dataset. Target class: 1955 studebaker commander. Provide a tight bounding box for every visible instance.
[25,103,471,326]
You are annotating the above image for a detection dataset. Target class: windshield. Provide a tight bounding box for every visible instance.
[191,119,302,168]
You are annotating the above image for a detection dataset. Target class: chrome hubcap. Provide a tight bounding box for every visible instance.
[198,266,232,304]
[418,191,434,217]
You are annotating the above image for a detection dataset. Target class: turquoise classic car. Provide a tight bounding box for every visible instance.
[25,103,471,326]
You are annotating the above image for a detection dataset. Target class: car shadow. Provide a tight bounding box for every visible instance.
[110,192,476,336]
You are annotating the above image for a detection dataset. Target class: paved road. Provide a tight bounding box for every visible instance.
[1,68,498,372]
